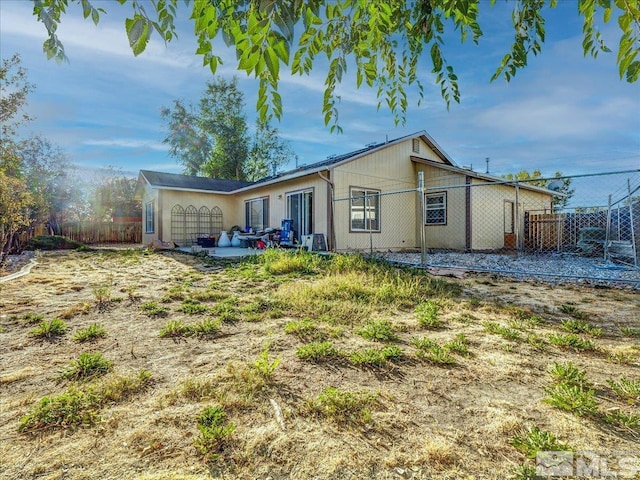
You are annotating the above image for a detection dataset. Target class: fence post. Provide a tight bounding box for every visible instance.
[418,172,426,266]
[629,179,638,268]
[515,182,521,256]
[604,194,612,261]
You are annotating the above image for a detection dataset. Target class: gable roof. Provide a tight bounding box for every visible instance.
[136,131,456,195]
[138,170,254,194]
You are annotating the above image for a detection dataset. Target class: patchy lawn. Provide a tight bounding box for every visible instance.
[0,249,638,480]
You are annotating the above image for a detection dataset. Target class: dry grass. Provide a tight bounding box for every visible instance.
[0,249,638,480]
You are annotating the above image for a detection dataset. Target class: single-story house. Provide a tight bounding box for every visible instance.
[135,131,555,252]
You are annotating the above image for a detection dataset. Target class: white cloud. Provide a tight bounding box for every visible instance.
[84,138,168,151]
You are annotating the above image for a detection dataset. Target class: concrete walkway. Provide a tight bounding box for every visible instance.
[0,259,38,283]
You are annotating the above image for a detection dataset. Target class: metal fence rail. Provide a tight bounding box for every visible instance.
[332,169,640,285]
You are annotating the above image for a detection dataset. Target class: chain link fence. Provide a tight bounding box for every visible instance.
[332,169,640,286]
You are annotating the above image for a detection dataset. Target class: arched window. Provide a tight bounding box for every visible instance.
[185,205,198,245]
[210,206,223,235]
[198,206,211,234]
[171,205,185,245]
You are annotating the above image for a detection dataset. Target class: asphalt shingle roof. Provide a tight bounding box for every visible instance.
[140,170,254,192]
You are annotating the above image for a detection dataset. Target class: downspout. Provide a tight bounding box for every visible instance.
[317,170,335,251]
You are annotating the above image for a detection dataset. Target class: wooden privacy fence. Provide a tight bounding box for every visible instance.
[525,210,609,251]
[60,222,141,244]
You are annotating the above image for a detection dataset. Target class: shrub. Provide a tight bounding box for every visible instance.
[542,384,598,417]
[356,319,398,342]
[73,324,107,342]
[194,406,236,457]
[25,235,84,251]
[30,318,66,338]
[140,301,168,317]
[510,425,569,459]
[306,386,377,425]
[60,352,113,380]
[296,341,340,362]
[415,300,442,328]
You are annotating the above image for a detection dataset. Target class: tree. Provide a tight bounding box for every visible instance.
[0,171,32,264]
[503,170,574,210]
[29,1,640,130]
[87,167,141,222]
[246,121,297,181]
[162,77,249,180]
[162,77,295,180]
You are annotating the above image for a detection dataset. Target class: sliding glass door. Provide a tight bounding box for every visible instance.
[286,190,313,241]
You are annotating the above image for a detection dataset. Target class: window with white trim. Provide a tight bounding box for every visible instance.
[145,201,154,233]
[350,188,380,231]
[245,197,269,231]
[425,192,446,225]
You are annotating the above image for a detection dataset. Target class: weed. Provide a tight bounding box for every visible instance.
[30,318,66,338]
[60,352,113,381]
[510,463,537,480]
[191,319,221,337]
[284,318,326,341]
[525,333,547,351]
[482,321,521,341]
[159,320,189,338]
[190,289,229,302]
[18,390,96,432]
[73,324,107,342]
[58,302,92,319]
[607,378,640,404]
[262,249,320,275]
[607,351,636,364]
[349,345,403,368]
[444,333,471,356]
[561,319,602,337]
[412,337,456,365]
[415,300,442,328]
[603,410,640,431]
[306,386,377,425]
[542,384,598,417]
[173,377,217,402]
[296,341,340,362]
[619,326,640,338]
[179,299,208,315]
[548,333,597,352]
[140,301,168,317]
[510,425,569,459]
[19,370,151,433]
[125,285,140,302]
[162,285,187,302]
[93,286,111,310]
[194,406,236,458]
[21,312,44,325]
[548,362,591,388]
[210,301,239,323]
[252,343,280,379]
[356,319,399,342]
[559,303,587,320]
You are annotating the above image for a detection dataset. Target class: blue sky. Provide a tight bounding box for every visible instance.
[1,0,638,181]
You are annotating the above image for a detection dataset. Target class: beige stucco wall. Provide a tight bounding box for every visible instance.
[416,164,468,250]
[331,137,445,252]
[139,183,159,246]
[232,174,330,239]
[470,180,553,250]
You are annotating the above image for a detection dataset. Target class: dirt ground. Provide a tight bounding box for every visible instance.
[0,249,638,480]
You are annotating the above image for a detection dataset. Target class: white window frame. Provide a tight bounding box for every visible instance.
[350,187,380,232]
[245,196,269,231]
[145,201,154,233]
[425,192,447,225]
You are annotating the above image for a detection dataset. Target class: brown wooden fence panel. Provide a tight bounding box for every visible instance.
[60,222,141,244]
[526,213,564,251]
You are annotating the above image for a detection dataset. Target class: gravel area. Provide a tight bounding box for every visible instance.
[383,251,640,287]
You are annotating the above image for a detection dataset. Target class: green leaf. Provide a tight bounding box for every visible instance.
[125,15,151,56]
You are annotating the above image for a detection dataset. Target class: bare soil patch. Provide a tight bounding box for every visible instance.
[0,249,638,480]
